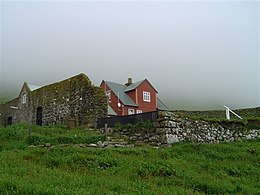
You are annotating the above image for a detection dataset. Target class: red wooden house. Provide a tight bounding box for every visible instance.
[100,78,168,116]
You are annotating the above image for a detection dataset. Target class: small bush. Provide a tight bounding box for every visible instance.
[114,121,154,133]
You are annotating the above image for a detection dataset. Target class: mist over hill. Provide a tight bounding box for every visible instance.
[1,1,259,110]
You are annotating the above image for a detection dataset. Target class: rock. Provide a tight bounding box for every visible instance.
[246,135,252,140]
[156,128,165,134]
[166,134,179,144]
[87,144,97,147]
[130,136,137,141]
[149,135,159,142]
[161,143,172,148]
[115,144,125,147]
[78,143,86,148]
[105,145,115,148]
[97,141,104,148]
[45,143,51,147]
[60,144,70,147]
[169,121,177,127]
[102,141,109,147]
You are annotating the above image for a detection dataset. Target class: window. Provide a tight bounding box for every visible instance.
[106,91,111,100]
[143,91,151,102]
[105,91,111,103]
[22,93,27,104]
[137,110,142,114]
[128,109,135,115]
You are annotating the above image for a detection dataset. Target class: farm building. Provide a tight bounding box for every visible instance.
[0,73,107,127]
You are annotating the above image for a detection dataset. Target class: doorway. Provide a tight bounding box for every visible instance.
[7,116,12,126]
[36,107,43,126]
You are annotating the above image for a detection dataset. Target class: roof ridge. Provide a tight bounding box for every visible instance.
[105,80,125,84]
[124,79,145,92]
[27,84,42,91]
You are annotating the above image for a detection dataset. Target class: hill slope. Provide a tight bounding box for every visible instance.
[0,124,259,194]
[176,107,260,120]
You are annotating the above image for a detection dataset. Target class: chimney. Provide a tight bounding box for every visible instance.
[125,78,133,86]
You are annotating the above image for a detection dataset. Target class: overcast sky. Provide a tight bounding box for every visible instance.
[0,0,259,110]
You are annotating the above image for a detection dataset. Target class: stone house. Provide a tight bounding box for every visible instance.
[0,73,107,127]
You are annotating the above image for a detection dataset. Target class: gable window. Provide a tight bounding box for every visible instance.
[128,108,135,115]
[22,93,27,104]
[106,91,111,100]
[105,91,111,103]
[143,91,151,102]
[137,110,142,114]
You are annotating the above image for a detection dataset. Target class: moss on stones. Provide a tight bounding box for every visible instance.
[0,73,107,127]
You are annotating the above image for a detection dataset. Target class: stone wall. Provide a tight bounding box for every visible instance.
[0,73,107,127]
[0,98,20,126]
[102,111,260,146]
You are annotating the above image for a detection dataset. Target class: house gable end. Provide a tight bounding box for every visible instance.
[17,82,32,105]
[134,79,158,112]
[19,82,31,97]
[141,79,158,93]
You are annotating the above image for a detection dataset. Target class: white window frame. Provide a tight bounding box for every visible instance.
[143,91,151,102]
[128,108,135,115]
[136,110,142,114]
[105,91,111,103]
[22,93,27,104]
[106,91,111,100]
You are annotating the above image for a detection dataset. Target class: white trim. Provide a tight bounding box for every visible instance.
[22,93,27,104]
[137,110,142,114]
[143,91,151,102]
[106,90,111,101]
[128,108,135,115]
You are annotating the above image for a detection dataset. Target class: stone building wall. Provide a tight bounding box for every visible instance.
[0,73,107,127]
[103,111,260,146]
[0,98,20,126]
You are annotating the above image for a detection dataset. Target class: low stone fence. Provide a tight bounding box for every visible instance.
[100,111,260,146]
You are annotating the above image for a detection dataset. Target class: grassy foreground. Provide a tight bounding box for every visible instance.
[0,124,259,194]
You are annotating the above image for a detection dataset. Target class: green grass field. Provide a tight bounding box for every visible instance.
[0,124,259,194]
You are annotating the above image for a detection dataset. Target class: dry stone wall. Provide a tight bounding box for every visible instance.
[156,112,259,145]
[104,111,260,146]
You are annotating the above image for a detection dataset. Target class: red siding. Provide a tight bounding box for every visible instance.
[126,90,136,103]
[101,80,157,116]
[100,81,126,116]
[135,80,157,113]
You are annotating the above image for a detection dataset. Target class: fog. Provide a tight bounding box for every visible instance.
[0,1,259,110]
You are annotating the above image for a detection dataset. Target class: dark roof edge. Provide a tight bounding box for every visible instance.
[157,97,169,111]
